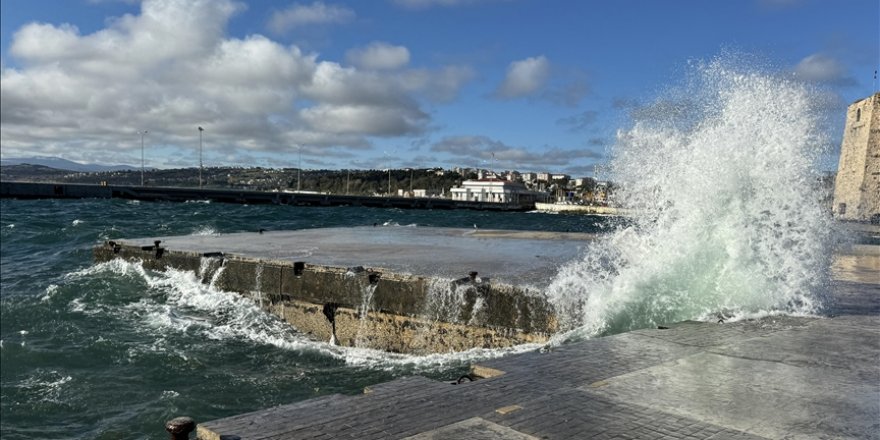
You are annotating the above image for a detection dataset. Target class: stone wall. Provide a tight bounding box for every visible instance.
[94,241,555,354]
[833,92,880,221]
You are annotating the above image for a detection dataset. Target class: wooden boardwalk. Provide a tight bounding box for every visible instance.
[197,309,880,439]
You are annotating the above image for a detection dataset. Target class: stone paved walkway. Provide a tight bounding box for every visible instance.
[197,311,880,439]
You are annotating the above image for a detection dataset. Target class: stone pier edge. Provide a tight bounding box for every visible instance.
[94,241,557,354]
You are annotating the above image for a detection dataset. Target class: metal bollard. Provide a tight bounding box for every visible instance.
[165,416,195,440]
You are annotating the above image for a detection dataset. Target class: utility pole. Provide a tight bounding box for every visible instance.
[346,169,350,195]
[140,130,148,186]
[198,126,204,188]
[297,145,302,192]
[409,168,413,195]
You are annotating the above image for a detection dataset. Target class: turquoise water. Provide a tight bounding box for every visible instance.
[0,198,611,439]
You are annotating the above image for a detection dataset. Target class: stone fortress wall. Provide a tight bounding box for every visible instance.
[833,92,880,221]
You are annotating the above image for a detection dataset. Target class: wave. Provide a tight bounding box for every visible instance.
[546,57,836,341]
[70,259,539,372]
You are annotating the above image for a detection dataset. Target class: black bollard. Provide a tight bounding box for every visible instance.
[165,416,195,440]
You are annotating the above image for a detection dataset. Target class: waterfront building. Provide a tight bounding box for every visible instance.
[449,178,548,205]
[833,92,880,221]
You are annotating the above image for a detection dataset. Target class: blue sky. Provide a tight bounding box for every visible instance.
[1,0,877,175]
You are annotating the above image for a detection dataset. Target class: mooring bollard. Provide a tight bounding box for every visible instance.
[165,416,195,440]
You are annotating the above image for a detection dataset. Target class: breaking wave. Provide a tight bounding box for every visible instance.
[547,58,836,339]
[69,259,536,372]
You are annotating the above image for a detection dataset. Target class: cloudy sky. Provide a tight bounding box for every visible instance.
[1,0,877,174]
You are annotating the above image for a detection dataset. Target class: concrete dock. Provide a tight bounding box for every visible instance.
[93,227,880,439]
[196,312,879,440]
[96,227,594,353]
[189,242,878,440]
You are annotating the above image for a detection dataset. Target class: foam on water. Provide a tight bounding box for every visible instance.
[192,226,219,236]
[73,259,537,372]
[547,59,835,340]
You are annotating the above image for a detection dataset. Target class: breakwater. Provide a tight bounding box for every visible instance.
[0,181,533,211]
[93,227,590,353]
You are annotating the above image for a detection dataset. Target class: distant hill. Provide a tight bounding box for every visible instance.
[0,156,141,172]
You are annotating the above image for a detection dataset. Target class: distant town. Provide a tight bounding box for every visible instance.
[0,162,614,206]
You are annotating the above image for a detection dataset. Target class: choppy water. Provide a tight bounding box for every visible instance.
[0,199,611,439]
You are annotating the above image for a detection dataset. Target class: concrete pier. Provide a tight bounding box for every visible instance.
[2,181,534,211]
[95,228,878,439]
[95,227,594,353]
[196,312,879,440]
[189,242,878,440]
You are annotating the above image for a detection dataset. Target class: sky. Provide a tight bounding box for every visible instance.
[0,0,877,175]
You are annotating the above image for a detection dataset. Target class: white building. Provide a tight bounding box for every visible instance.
[450,179,548,205]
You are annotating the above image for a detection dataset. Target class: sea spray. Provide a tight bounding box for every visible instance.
[547,59,835,339]
[72,258,538,371]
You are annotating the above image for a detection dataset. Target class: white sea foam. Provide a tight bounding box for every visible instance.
[73,259,540,371]
[546,59,835,341]
[72,219,84,226]
[192,226,219,236]
[40,284,60,303]
[17,371,73,403]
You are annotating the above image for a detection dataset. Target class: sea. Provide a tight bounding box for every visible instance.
[3,58,878,439]
[0,200,612,439]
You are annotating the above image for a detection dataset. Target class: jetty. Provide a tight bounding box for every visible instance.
[93,228,879,439]
[1,181,534,211]
[95,227,594,352]
[194,313,879,440]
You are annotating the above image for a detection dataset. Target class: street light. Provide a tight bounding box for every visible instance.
[140,130,148,186]
[297,145,302,192]
[198,126,204,188]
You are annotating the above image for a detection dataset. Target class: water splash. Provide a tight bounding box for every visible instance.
[547,59,835,340]
[72,258,537,372]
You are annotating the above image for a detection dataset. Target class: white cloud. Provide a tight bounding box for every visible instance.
[268,1,355,34]
[494,55,550,99]
[0,0,472,166]
[345,42,410,70]
[793,53,855,85]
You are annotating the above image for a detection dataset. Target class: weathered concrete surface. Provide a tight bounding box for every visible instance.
[95,227,589,352]
[195,246,879,440]
[196,315,879,440]
[103,227,592,287]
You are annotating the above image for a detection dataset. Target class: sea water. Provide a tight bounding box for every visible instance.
[0,199,608,439]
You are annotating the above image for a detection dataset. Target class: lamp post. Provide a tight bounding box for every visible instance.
[140,130,148,186]
[198,126,204,188]
[297,145,302,192]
